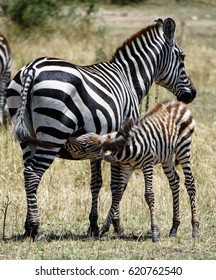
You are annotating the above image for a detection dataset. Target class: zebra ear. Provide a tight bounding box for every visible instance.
[153,17,163,26]
[163,18,176,44]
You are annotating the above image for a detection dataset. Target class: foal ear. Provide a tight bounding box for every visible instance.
[163,18,176,44]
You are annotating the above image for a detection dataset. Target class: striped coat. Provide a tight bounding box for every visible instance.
[6,18,196,240]
[0,34,12,125]
[77,101,199,242]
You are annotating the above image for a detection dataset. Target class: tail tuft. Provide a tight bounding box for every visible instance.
[13,67,35,142]
[175,158,179,166]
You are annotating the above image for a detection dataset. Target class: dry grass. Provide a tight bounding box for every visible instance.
[0,1,216,259]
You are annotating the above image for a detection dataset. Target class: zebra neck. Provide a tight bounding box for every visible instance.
[111,28,163,104]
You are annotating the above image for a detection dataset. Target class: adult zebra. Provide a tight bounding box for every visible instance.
[77,101,199,242]
[7,18,196,240]
[0,33,12,125]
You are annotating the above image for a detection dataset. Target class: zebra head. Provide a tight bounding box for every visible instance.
[154,18,196,104]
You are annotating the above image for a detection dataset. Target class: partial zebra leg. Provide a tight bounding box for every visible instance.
[88,159,102,237]
[0,72,10,126]
[180,159,199,237]
[99,165,133,237]
[143,163,159,242]
[110,162,128,237]
[21,143,61,240]
[0,91,4,125]
[162,160,180,237]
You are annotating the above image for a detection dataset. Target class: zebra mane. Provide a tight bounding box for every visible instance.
[111,21,161,62]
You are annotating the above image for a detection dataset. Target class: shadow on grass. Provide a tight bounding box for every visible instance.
[3,230,153,242]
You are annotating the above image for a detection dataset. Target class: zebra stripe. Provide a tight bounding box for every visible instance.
[6,18,197,240]
[77,101,199,242]
[0,34,12,125]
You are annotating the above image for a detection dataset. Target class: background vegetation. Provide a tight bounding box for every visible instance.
[0,0,215,259]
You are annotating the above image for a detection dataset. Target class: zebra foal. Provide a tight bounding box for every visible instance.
[7,18,196,240]
[77,101,199,242]
[0,33,11,125]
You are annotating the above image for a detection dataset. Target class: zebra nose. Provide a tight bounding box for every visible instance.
[177,88,196,104]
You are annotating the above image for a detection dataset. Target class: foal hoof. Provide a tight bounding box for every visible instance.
[152,232,160,243]
[152,236,160,243]
[169,228,177,237]
[192,229,199,238]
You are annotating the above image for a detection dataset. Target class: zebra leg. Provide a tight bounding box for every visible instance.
[162,161,180,237]
[88,159,102,237]
[0,72,10,126]
[0,85,4,125]
[181,161,199,238]
[22,144,60,240]
[99,166,133,238]
[143,164,159,243]
[0,92,4,125]
[24,164,43,240]
[110,162,128,237]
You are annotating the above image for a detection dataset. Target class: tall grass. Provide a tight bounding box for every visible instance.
[0,1,216,259]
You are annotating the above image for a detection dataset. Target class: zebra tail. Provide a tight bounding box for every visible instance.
[13,68,35,143]
[175,158,179,166]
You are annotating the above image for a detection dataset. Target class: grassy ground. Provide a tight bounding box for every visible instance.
[0,1,216,259]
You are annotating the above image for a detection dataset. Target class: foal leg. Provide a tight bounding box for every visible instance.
[143,164,159,243]
[99,165,133,237]
[88,159,102,237]
[110,162,129,237]
[180,160,199,237]
[162,161,180,237]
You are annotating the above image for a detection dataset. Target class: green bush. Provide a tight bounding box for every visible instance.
[1,0,61,28]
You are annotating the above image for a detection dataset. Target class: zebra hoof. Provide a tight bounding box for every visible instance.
[152,231,160,243]
[192,229,199,238]
[37,234,46,242]
[87,225,99,238]
[152,236,160,243]
[169,228,177,237]
[23,225,40,241]
[119,230,127,239]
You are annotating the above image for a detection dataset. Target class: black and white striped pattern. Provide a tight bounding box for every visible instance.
[6,18,197,239]
[0,34,11,125]
[77,101,199,242]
